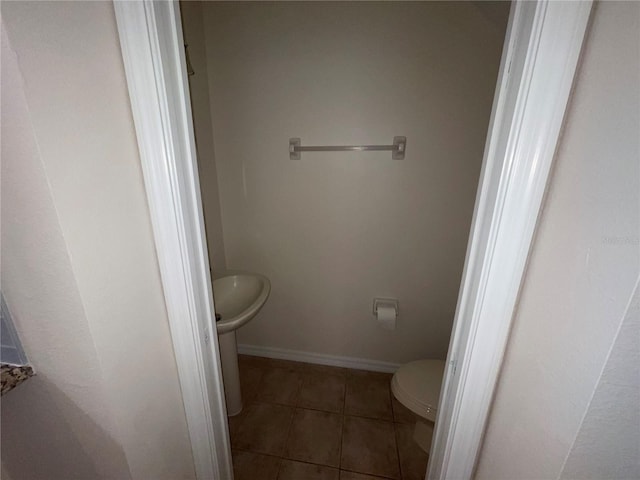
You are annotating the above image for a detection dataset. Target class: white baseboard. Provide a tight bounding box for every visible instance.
[237,344,401,373]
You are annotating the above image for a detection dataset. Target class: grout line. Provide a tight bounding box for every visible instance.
[251,389,398,423]
[235,356,403,479]
[278,457,342,473]
[279,457,341,471]
[293,368,303,406]
[281,404,297,466]
[339,466,397,480]
[245,401,398,424]
[339,375,348,471]
[286,404,396,422]
[342,413,395,423]
[393,421,404,480]
[274,456,284,480]
[232,447,283,461]
[233,447,349,475]
[256,400,344,416]
[343,411,395,423]
[235,444,395,480]
[388,374,405,479]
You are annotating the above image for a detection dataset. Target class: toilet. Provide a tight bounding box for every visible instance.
[391,359,445,454]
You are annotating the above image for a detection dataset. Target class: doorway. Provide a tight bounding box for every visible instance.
[181,2,507,479]
[113,1,592,478]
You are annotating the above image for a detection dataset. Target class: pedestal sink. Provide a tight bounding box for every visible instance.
[212,271,270,416]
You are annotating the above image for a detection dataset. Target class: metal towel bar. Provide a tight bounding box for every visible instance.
[289,136,406,160]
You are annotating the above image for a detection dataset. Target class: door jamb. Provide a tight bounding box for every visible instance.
[428,1,592,478]
[114,2,232,479]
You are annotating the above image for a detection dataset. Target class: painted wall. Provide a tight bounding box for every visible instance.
[1,2,196,479]
[475,2,640,478]
[198,2,508,363]
[181,1,227,271]
[561,281,639,479]
[1,23,131,480]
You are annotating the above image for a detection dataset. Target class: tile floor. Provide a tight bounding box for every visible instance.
[229,355,429,480]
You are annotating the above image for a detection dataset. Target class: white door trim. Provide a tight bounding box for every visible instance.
[428,1,592,479]
[113,1,592,479]
[114,2,232,479]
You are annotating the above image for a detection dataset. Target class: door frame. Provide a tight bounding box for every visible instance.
[427,1,592,478]
[114,3,232,479]
[113,1,592,479]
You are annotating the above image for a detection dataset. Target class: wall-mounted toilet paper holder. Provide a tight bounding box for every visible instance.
[373,298,399,331]
[372,298,399,316]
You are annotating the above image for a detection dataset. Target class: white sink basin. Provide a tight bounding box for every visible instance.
[213,272,271,334]
[212,271,270,416]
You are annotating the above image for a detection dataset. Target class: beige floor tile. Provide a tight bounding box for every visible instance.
[285,408,343,467]
[391,397,418,424]
[348,369,393,381]
[297,372,346,413]
[228,410,248,449]
[341,416,400,479]
[232,450,280,480]
[339,471,388,480]
[278,460,340,480]
[257,367,303,406]
[301,362,350,377]
[395,423,429,480]
[267,357,309,371]
[234,403,295,456]
[345,374,393,420]
[260,366,303,404]
[240,366,264,405]
[238,354,270,370]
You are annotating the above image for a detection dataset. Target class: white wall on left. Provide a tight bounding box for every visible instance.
[1,23,132,479]
[0,2,196,478]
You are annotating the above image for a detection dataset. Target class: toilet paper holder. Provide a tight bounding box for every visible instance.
[372,298,399,316]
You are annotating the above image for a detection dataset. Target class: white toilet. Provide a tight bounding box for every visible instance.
[391,359,445,454]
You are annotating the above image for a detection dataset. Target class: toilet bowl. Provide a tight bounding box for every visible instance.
[391,359,445,454]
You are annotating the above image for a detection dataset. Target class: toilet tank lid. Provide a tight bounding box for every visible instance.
[391,359,446,421]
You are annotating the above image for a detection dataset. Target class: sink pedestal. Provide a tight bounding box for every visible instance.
[218,331,243,416]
